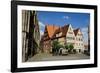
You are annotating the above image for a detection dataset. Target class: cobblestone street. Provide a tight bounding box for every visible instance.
[27,53,90,62]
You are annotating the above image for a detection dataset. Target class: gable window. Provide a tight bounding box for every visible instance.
[68,32,73,34]
[67,37,74,40]
[69,27,71,30]
[59,32,62,36]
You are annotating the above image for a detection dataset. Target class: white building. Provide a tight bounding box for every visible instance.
[52,24,84,53]
[74,29,84,53]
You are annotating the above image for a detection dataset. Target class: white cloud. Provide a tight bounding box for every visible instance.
[63,16,70,19]
[39,21,45,28]
[81,27,88,45]
[40,30,44,36]
[40,30,44,39]
[39,21,45,37]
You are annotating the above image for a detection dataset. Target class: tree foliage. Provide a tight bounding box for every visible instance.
[65,44,69,50]
[52,40,64,55]
[69,44,74,51]
[52,40,59,49]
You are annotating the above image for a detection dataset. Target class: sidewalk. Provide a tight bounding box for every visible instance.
[27,53,52,62]
[27,53,90,62]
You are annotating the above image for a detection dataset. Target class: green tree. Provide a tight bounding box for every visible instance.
[65,44,69,50]
[52,40,59,49]
[52,40,59,55]
[69,44,74,53]
[52,41,64,55]
[58,44,64,49]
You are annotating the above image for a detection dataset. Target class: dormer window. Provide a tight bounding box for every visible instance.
[59,32,62,36]
[56,32,62,37]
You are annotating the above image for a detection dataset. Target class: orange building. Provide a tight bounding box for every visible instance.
[40,25,59,53]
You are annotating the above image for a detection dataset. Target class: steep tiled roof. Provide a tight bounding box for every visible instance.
[46,25,59,38]
[52,24,69,38]
[43,24,83,40]
[74,28,79,36]
[61,25,69,36]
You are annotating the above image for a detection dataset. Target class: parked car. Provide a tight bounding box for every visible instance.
[59,48,68,55]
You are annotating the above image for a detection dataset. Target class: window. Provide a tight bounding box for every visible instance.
[67,37,74,40]
[56,34,58,37]
[78,33,82,36]
[79,38,80,41]
[59,32,62,36]
[68,32,73,34]
[81,39,83,41]
[69,27,71,30]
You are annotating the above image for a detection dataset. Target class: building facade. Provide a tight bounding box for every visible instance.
[53,24,75,46]
[41,24,84,53]
[22,10,40,62]
[74,29,84,53]
[40,25,59,53]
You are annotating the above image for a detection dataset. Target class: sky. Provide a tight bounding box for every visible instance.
[37,11,90,44]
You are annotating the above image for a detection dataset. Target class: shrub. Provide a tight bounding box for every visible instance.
[65,44,69,50]
[69,44,74,51]
[52,40,60,55]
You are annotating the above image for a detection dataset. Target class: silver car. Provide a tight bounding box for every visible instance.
[59,48,68,55]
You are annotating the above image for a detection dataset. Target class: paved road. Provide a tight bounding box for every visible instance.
[27,53,90,62]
